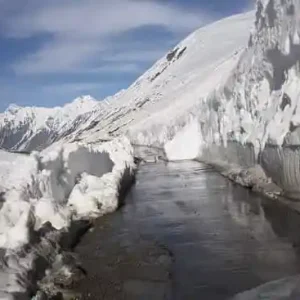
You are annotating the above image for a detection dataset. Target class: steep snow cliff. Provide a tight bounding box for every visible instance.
[163,0,300,199]
[196,0,300,199]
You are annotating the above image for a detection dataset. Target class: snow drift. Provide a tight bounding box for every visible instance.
[0,138,135,298]
[232,275,300,299]
[196,0,300,199]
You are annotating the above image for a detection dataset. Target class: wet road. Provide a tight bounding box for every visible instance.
[76,160,300,299]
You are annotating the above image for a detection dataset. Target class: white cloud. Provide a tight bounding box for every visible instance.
[87,63,141,74]
[103,49,168,63]
[13,39,102,74]
[1,0,212,75]
[3,0,208,38]
[42,82,102,94]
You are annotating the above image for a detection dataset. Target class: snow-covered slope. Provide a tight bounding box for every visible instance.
[0,138,135,298]
[164,0,300,200]
[0,12,254,152]
[71,12,254,145]
[232,275,300,299]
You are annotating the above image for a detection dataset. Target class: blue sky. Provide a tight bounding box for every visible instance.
[0,0,254,111]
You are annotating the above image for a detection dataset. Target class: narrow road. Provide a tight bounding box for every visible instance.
[75,160,300,299]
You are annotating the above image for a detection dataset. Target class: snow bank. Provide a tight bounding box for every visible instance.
[193,0,300,199]
[0,137,135,298]
[232,275,300,300]
[164,119,202,161]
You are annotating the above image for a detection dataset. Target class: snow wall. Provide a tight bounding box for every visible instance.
[132,0,300,200]
[199,0,300,199]
[232,275,300,299]
[0,137,135,298]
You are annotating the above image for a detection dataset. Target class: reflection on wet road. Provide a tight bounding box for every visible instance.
[77,160,300,299]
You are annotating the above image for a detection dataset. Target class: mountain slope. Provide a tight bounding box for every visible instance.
[71,12,254,145]
[0,12,254,151]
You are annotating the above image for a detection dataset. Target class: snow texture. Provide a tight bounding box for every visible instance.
[232,275,300,300]
[0,138,135,298]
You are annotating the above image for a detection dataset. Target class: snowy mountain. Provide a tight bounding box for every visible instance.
[2,2,300,297]
[0,12,253,152]
[0,95,99,151]
[63,12,254,147]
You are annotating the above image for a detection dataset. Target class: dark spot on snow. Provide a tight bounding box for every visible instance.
[255,1,264,28]
[292,106,297,116]
[260,16,266,30]
[265,0,276,27]
[223,86,232,100]
[137,97,150,108]
[177,47,187,59]
[289,122,298,132]
[166,46,187,62]
[0,192,5,208]
[109,126,121,135]
[83,120,100,132]
[248,34,253,48]
[150,66,168,82]
[266,42,300,90]
[287,3,295,15]
[166,48,178,61]
[240,127,246,134]
[280,93,291,110]
[73,137,83,142]
[211,97,221,112]
[227,131,235,139]
[236,100,244,111]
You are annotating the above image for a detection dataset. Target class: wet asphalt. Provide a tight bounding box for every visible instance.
[74,160,300,300]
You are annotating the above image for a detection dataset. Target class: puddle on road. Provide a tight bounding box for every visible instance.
[74,160,300,300]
